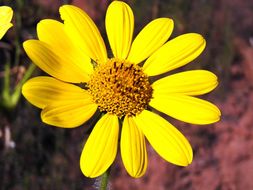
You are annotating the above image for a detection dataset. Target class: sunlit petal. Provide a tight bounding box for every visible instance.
[121,116,147,178]
[80,114,119,177]
[150,94,221,125]
[0,6,13,39]
[23,40,90,83]
[41,100,97,128]
[37,19,93,75]
[133,110,193,166]
[60,5,107,63]
[106,1,134,59]
[127,18,173,64]
[152,70,218,96]
[143,33,206,76]
[22,76,92,109]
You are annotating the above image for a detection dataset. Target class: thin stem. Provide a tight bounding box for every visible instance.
[14,63,36,91]
[14,0,23,67]
[11,63,36,107]
[1,63,36,110]
[99,169,110,190]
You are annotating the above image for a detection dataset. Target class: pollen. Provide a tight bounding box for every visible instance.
[87,58,153,117]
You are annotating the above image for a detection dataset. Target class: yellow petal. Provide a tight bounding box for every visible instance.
[22,76,93,109]
[121,116,147,178]
[133,110,192,166]
[41,99,97,128]
[0,22,12,39]
[0,6,13,23]
[37,19,93,75]
[0,6,13,39]
[105,1,134,59]
[127,18,174,64]
[143,33,206,76]
[152,70,218,96]
[60,5,107,63]
[150,94,221,125]
[23,40,90,83]
[80,114,119,177]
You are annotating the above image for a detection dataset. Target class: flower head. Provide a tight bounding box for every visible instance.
[0,6,13,40]
[22,1,221,178]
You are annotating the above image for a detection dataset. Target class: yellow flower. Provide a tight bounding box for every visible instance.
[0,6,13,40]
[22,1,221,178]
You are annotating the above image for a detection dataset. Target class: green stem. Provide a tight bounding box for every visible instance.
[1,63,36,110]
[14,63,36,91]
[11,63,36,106]
[99,169,110,190]
[14,0,23,67]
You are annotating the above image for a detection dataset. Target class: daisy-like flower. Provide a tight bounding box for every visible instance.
[0,6,13,40]
[22,1,221,178]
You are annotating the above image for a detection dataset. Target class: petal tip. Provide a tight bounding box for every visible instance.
[21,82,27,95]
[59,4,79,18]
[80,162,97,178]
[186,33,206,46]
[22,40,29,49]
[59,4,72,11]
[59,5,75,21]
[196,33,206,46]
[109,0,128,6]
[80,154,108,178]
[23,40,36,51]
[177,151,193,167]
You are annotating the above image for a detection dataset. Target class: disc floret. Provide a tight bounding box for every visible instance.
[87,58,153,117]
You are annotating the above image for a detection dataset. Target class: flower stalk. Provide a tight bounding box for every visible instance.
[99,169,110,190]
[1,62,36,110]
[14,0,23,67]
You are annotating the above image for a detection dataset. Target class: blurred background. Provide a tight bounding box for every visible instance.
[0,0,253,189]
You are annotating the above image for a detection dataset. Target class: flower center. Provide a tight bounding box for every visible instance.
[87,58,153,117]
